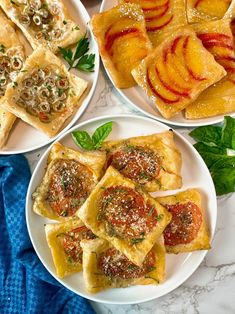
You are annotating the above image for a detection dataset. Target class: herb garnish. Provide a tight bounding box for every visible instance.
[72,121,113,151]
[10,0,19,6]
[59,35,95,72]
[0,44,5,53]
[12,82,18,88]
[190,116,235,196]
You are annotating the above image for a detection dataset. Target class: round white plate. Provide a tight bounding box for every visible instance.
[99,0,235,127]
[1,0,99,154]
[26,114,217,304]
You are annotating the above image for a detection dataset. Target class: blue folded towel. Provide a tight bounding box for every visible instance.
[0,155,95,314]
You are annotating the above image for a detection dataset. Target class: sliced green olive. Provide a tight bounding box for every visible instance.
[38,87,50,99]
[0,77,7,86]
[21,88,33,101]
[35,31,44,40]
[20,14,31,26]
[52,101,66,112]
[29,0,42,10]
[57,91,67,101]
[38,8,48,18]
[22,78,33,88]
[11,57,23,71]
[23,5,35,16]
[33,15,42,26]
[52,29,62,39]
[0,88,5,96]
[38,101,50,113]
[56,78,69,89]
[44,77,55,88]
[50,4,60,15]
[17,97,26,108]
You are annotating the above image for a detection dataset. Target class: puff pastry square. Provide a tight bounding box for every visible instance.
[45,218,96,278]
[32,142,106,221]
[186,19,235,119]
[1,47,87,137]
[187,0,232,23]
[100,130,182,192]
[91,3,152,89]
[81,238,165,293]
[156,189,211,253]
[120,0,187,47]
[78,166,172,267]
[0,0,84,53]
[0,9,25,148]
[132,27,226,119]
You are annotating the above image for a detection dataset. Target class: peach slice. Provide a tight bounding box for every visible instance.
[122,0,169,11]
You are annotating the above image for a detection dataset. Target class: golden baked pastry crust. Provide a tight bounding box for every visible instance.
[91,3,152,89]
[81,237,166,293]
[32,142,106,221]
[0,0,84,53]
[77,166,172,267]
[1,47,87,137]
[156,188,211,253]
[100,131,182,192]
[132,26,226,119]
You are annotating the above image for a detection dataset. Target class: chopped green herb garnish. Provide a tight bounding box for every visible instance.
[12,82,18,88]
[144,275,159,283]
[10,0,19,6]
[21,69,28,73]
[147,266,156,273]
[0,44,5,53]
[72,25,80,31]
[59,35,95,72]
[63,20,67,25]
[131,237,145,245]
[148,205,155,216]
[155,214,164,221]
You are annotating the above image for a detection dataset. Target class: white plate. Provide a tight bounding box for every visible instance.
[99,0,235,127]
[26,114,217,304]
[0,0,99,154]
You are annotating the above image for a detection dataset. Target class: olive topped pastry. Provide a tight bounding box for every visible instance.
[1,47,87,137]
[0,0,84,53]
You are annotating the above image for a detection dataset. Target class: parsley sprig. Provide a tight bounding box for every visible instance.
[59,35,95,72]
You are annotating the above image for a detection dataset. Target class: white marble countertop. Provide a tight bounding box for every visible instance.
[25,1,235,313]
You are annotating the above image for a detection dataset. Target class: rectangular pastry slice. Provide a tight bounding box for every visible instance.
[100,130,182,192]
[77,166,172,267]
[187,0,233,23]
[132,27,226,119]
[1,47,87,137]
[91,3,152,88]
[32,142,106,221]
[45,218,96,278]
[0,0,84,53]
[81,237,165,293]
[120,0,187,47]
[0,10,25,148]
[186,18,235,119]
[156,188,211,253]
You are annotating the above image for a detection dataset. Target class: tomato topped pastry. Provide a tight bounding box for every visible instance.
[156,189,210,253]
[132,27,226,119]
[81,238,165,293]
[120,0,187,47]
[101,131,182,192]
[78,166,171,267]
[0,0,84,53]
[186,19,235,119]
[45,218,96,278]
[187,0,232,23]
[0,11,25,148]
[32,142,106,221]
[90,3,152,89]
[1,47,87,137]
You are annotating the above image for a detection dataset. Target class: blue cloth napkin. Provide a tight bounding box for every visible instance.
[0,155,95,314]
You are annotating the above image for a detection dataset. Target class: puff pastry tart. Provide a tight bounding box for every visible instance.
[0,11,25,148]
[78,166,172,267]
[100,131,182,192]
[32,142,106,221]
[1,47,87,137]
[45,218,96,278]
[186,19,235,119]
[187,0,232,23]
[156,189,211,254]
[132,27,226,119]
[0,0,84,53]
[120,0,187,47]
[81,238,165,293]
[91,3,152,89]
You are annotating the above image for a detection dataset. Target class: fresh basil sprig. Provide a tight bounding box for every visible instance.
[189,116,235,196]
[72,121,113,151]
[59,36,95,72]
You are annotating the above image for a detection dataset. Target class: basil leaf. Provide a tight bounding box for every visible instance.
[72,131,95,150]
[193,142,227,168]
[92,121,113,149]
[189,125,222,146]
[211,168,235,195]
[221,116,235,149]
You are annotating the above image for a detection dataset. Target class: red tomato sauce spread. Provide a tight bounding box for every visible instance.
[98,248,156,279]
[47,159,95,217]
[164,202,202,246]
[98,185,161,244]
[107,145,160,184]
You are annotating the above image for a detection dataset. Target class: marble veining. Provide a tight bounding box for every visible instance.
[25,1,235,313]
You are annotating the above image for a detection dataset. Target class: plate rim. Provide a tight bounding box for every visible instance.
[0,0,100,155]
[99,0,235,128]
[25,113,217,304]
